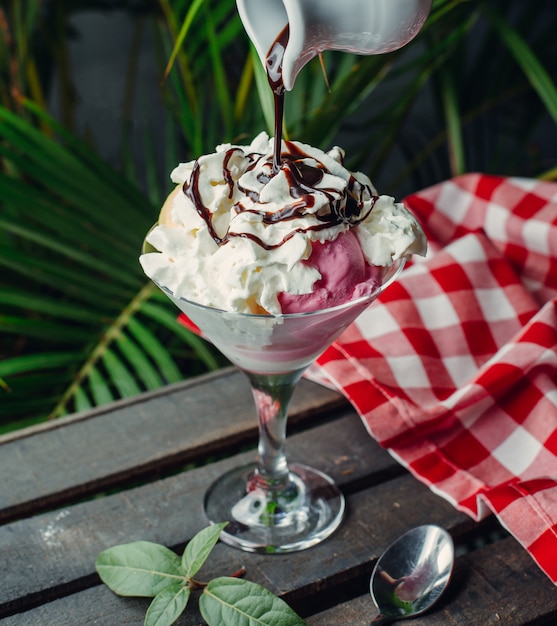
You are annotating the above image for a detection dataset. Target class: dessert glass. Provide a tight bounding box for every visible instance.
[143,233,405,553]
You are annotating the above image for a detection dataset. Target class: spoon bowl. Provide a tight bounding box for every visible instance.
[370,525,454,624]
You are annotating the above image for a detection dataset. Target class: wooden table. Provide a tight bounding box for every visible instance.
[1,367,556,625]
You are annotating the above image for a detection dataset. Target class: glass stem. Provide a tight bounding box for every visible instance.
[246,370,304,489]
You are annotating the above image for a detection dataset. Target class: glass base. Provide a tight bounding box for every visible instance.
[204,462,345,554]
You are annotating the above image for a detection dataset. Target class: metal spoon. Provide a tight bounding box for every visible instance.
[370,525,454,625]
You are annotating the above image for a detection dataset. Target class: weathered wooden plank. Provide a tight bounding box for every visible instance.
[4,533,556,626]
[0,410,394,616]
[306,535,557,625]
[0,585,186,626]
[0,403,477,620]
[0,369,346,523]
[0,474,471,624]
[4,370,549,626]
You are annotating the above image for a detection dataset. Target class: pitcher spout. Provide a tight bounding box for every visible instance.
[236,0,432,91]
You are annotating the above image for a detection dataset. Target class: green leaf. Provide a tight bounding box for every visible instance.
[252,45,274,135]
[73,387,92,412]
[182,522,228,579]
[88,366,115,406]
[101,349,142,398]
[96,541,184,598]
[0,315,92,342]
[204,7,233,139]
[480,2,557,124]
[145,584,191,626]
[162,0,207,81]
[0,352,82,377]
[439,64,465,176]
[115,332,164,390]
[0,244,134,308]
[140,301,222,371]
[0,287,100,323]
[126,317,183,384]
[199,578,307,626]
[0,217,139,288]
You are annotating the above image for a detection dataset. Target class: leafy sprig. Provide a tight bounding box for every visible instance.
[95,523,306,626]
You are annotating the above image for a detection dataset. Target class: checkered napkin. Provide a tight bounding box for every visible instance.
[307,173,557,583]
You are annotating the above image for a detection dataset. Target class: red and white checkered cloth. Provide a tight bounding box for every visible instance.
[307,174,557,583]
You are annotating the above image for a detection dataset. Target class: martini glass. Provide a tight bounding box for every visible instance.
[143,234,405,553]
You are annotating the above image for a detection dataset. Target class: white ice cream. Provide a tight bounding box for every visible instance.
[140,132,426,314]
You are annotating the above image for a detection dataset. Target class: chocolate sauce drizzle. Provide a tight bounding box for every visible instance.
[267,24,289,173]
[181,24,378,252]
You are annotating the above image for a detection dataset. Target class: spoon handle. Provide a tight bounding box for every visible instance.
[370,615,391,625]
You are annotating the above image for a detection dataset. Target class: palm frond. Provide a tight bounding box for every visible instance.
[0,104,223,425]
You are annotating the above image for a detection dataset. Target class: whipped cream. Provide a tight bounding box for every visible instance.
[140,132,426,314]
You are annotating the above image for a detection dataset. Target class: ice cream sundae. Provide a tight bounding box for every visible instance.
[137,1,430,554]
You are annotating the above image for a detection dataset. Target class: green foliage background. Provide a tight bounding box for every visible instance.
[0,0,556,431]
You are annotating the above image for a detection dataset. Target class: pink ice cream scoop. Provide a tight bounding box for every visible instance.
[278,230,382,313]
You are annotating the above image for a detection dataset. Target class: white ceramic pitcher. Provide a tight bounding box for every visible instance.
[236,0,432,90]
